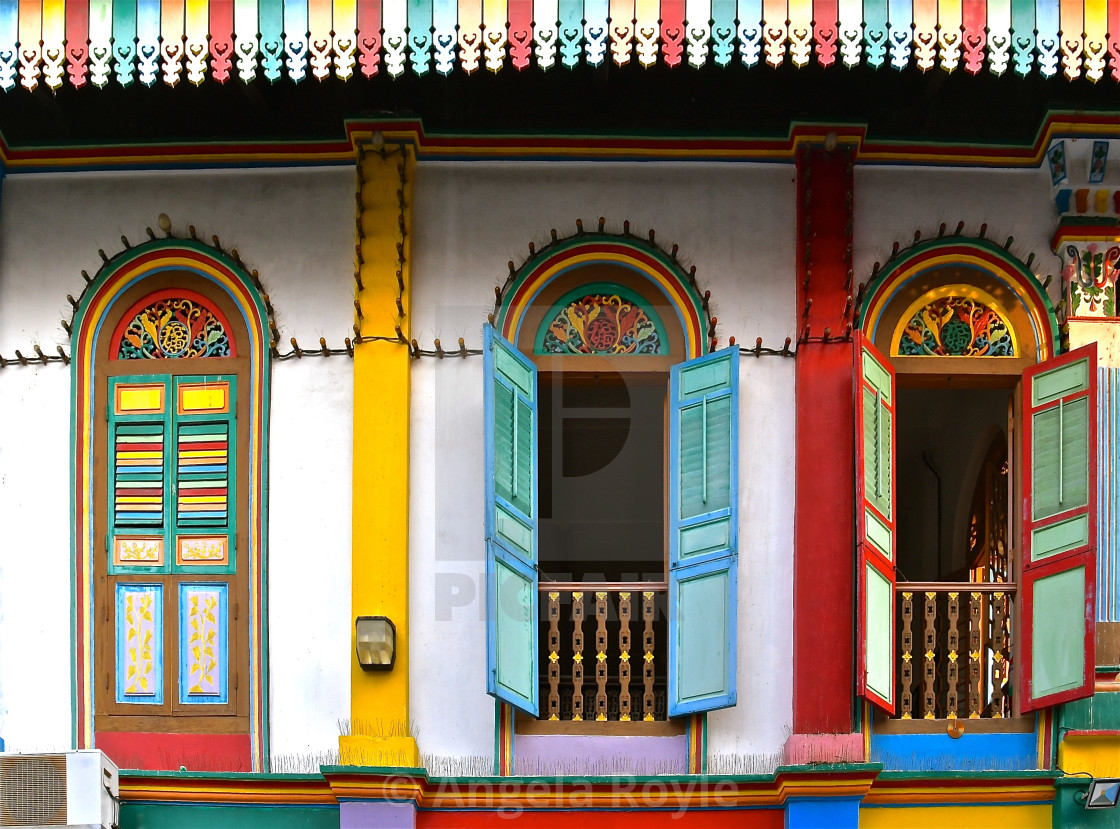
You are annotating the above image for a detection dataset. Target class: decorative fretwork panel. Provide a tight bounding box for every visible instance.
[537,288,665,355]
[895,584,1013,719]
[896,296,1015,357]
[117,296,231,359]
[541,587,668,722]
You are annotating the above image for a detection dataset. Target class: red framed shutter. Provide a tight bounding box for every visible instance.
[1019,342,1098,712]
[854,333,897,715]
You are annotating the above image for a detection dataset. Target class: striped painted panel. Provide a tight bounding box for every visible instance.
[1099,366,1119,623]
[177,422,230,525]
[3,0,1120,88]
[114,423,166,527]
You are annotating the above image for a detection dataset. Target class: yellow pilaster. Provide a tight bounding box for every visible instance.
[340,141,419,767]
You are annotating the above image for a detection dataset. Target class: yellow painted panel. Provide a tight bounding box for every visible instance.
[179,383,229,413]
[860,805,1050,829]
[1059,735,1120,777]
[117,384,165,414]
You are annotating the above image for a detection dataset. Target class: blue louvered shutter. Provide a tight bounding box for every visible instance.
[668,347,739,716]
[484,325,540,716]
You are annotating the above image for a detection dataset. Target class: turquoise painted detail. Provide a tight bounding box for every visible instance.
[120,803,339,829]
[1032,355,1090,406]
[668,347,738,716]
[1031,513,1090,562]
[484,326,539,717]
[1032,565,1087,700]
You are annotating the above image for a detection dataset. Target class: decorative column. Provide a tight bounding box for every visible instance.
[787,139,863,765]
[340,137,420,768]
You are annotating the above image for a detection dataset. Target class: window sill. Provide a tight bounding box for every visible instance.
[515,711,685,736]
[874,714,1033,735]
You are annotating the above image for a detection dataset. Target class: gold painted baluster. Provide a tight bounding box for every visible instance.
[642,591,655,721]
[968,592,982,718]
[946,591,960,719]
[922,592,937,719]
[595,592,609,721]
[619,592,632,722]
[990,591,1007,718]
[571,592,585,721]
[900,591,914,719]
[547,592,560,721]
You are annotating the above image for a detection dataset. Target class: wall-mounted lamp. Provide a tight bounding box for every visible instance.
[1082,778,1120,810]
[355,616,396,671]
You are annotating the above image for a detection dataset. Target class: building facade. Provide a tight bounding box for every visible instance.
[0,4,1119,826]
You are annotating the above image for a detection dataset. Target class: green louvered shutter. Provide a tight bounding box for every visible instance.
[668,347,739,716]
[484,325,539,716]
[171,375,237,575]
[1020,343,1098,711]
[854,333,896,715]
[108,375,172,575]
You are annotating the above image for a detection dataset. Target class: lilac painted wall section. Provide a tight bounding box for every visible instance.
[340,800,416,829]
[514,734,688,775]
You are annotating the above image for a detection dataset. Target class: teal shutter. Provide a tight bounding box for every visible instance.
[108,375,172,575]
[854,334,896,715]
[171,375,237,575]
[668,347,738,716]
[484,325,539,716]
[1020,343,1098,711]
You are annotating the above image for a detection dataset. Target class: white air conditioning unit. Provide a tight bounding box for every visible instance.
[0,750,119,829]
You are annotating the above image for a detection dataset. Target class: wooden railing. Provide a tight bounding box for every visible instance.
[895,582,1015,719]
[538,585,668,722]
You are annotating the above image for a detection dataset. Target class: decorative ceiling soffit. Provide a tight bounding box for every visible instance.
[6,0,1120,91]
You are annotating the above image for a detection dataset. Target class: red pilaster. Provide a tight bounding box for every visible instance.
[791,144,857,739]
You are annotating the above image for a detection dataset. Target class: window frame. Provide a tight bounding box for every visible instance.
[91,274,252,735]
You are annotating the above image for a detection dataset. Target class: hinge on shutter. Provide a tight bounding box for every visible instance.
[233,602,239,621]
[234,672,239,691]
[104,671,109,691]
[105,534,109,553]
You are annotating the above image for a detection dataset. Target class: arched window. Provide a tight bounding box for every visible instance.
[71,243,270,772]
[854,239,1097,724]
[483,237,739,727]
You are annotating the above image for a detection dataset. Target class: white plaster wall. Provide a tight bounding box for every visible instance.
[0,167,355,759]
[0,365,72,752]
[408,162,797,767]
[854,165,1063,311]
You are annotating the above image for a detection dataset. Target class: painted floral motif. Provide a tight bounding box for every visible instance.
[118,297,230,359]
[186,590,221,695]
[541,294,662,355]
[123,590,157,695]
[179,537,227,563]
[898,296,1015,356]
[116,538,162,563]
[1065,243,1119,319]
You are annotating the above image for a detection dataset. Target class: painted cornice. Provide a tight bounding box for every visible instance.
[0,112,1119,173]
[118,765,1059,809]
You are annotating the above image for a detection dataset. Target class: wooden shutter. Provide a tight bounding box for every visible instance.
[854,333,897,715]
[1020,342,1098,711]
[668,347,739,716]
[484,326,540,716]
[172,375,236,574]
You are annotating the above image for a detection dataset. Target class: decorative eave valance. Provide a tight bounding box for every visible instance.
[6,0,1120,90]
